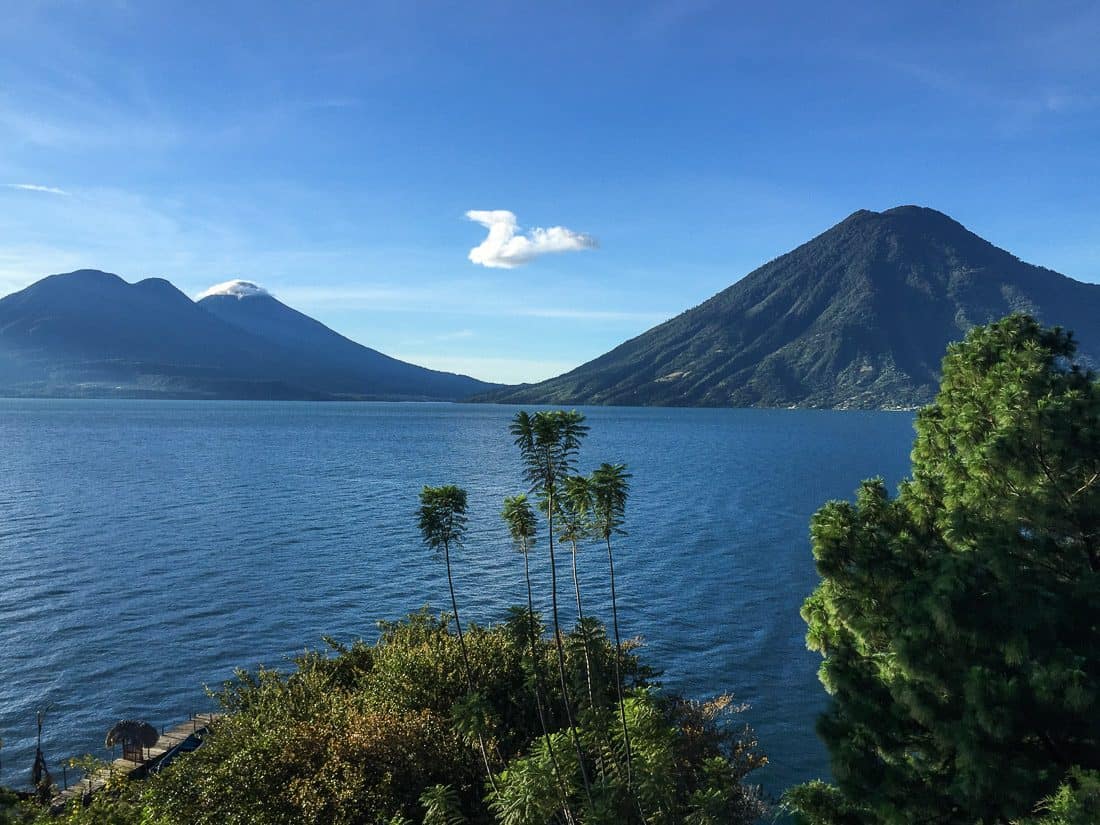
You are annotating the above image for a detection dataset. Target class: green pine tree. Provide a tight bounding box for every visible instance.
[788,315,1100,824]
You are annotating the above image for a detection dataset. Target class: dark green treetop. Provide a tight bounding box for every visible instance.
[510,410,589,494]
[591,463,631,541]
[501,494,537,552]
[790,314,1100,824]
[417,485,469,553]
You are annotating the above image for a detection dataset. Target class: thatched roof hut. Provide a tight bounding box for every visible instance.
[105,720,159,761]
[105,720,159,749]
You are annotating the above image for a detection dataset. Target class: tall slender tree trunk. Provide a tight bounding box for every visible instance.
[524,551,552,736]
[570,539,596,707]
[606,535,633,784]
[444,541,498,794]
[547,489,593,802]
[526,550,576,825]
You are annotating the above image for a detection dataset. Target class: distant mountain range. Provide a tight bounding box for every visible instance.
[480,206,1100,409]
[4,207,1097,407]
[0,270,497,401]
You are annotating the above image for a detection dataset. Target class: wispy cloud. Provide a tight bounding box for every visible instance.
[277,283,667,324]
[390,353,578,385]
[4,182,68,195]
[466,210,596,269]
[0,93,182,151]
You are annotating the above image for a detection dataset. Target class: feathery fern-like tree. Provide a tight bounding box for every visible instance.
[501,495,555,729]
[502,493,541,663]
[501,494,575,820]
[418,484,497,791]
[510,410,592,802]
[558,474,597,706]
[591,462,633,783]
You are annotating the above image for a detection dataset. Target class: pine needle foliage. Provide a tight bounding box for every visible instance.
[787,315,1100,824]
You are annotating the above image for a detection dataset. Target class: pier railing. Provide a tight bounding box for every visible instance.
[50,712,222,813]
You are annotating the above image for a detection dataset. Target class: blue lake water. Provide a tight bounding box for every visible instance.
[0,400,916,797]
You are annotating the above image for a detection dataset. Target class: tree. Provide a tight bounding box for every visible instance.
[418,485,472,682]
[558,474,596,706]
[511,410,593,801]
[35,411,768,825]
[418,484,498,793]
[591,462,633,783]
[500,496,553,726]
[31,709,53,805]
[502,494,575,824]
[558,475,593,622]
[788,315,1100,824]
[420,784,466,825]
[1017,769,1100,825]
[501,494,540,659]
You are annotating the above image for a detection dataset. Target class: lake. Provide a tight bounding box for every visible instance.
[0,400,916,797]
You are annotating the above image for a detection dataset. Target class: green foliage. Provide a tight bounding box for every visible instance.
[35,611,761,824]
[781,780,863,825]
[490,730,577,825]
[557,475,593,547]
[418,486,469,553]
[43,786,156,825]
[590,464,630,541]
[1017,769,1100,825]
[510,410,589,495]
[420,784,466,825]
[501,495,537,553]
[0,787,20,825]
[28,409,766,824]
[789,315,1100,823]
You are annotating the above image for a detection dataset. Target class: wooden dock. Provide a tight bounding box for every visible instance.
[50,713,221,813]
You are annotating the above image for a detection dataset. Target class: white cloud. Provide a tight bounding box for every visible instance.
[5,183,68,195]
[195,279,271,300]
[466,209,596,268]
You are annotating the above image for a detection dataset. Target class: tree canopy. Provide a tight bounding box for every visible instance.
[789,315,1100,824]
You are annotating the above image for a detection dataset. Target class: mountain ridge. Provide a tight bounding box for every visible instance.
[478,206,1100,409]
[0,271,497,401]
[5,206,1096,408]
[198,287,491,400]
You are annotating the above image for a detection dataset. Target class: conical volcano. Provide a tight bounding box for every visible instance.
[482,206,1100,409]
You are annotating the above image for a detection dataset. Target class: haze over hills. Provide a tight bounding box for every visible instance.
[0,270,496,401]
[4,207,1097,408]
[196,281,493,400]
[480,206,1100,409]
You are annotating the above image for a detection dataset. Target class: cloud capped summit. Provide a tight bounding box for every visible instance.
[0,269,498,401]
[195,280,272,300]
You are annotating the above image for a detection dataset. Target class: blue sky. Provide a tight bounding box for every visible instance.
[1,1,1098,383]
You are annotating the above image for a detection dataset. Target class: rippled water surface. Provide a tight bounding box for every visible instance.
[0,400,915,795]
